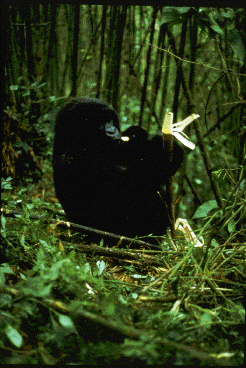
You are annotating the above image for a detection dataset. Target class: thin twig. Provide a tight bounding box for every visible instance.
[150,44,246,76]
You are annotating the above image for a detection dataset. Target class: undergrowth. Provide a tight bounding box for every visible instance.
[0,176,245,365]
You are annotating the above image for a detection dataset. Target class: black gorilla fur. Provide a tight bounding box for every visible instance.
[53,96,184,239]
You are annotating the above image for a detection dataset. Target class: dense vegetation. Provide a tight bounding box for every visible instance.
[1,5,245,364]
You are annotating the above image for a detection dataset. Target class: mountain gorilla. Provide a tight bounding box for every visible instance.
[53,96,184,239]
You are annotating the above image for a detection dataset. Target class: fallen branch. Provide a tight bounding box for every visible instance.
[0,285,235,364]
[1,208,162,250]
[74,242,167,267]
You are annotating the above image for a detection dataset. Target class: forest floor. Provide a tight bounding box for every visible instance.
[0,161,245,365]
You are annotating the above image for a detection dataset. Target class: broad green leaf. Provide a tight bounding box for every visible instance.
[22,278,53,297]
[228,29,245,61]
[5,324,23,348]
[160,7,191,26]
[48,259,69,280]
[210,22,224,35]
[193,200,219,219]
[200,311,212,326]
[58,314,75,329]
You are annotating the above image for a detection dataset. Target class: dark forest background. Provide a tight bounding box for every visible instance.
[1,4,246,234]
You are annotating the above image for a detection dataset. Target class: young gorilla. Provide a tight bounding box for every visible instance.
[53,97,184,239]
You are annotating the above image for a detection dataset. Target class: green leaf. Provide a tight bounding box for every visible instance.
[20,233,25,246]
[160,7,191,26]
[200,311,212,326]
[210,21,224,35]
[5,324,23,348]
[197,11,224,37]
[228,220,236,234]
[0,264,15,286]
[228,29,245,61]
[48,259,69,281]
[81,262,91,274]
[22,278,53,297]
[1,193,9,201]
[211,238,220,248]
[101,291,117,317]
[0,264,15,275]
[1,216,6,230]
[58,314,75,329]
[10,85,19,91]
[96,260,106,275]
[176,7,192,14]
[193,200,219,219]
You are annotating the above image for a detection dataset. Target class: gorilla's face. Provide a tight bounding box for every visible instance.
[104,121,121,140]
